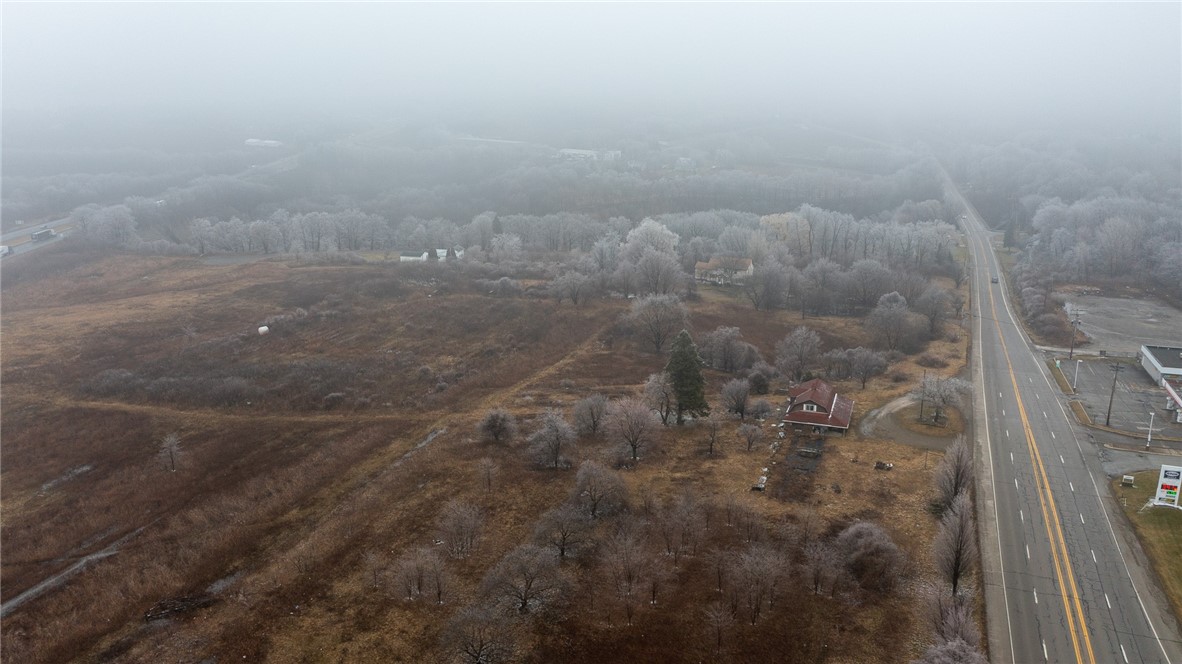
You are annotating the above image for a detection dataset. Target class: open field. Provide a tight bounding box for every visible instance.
[1,246,970,663]
[1112,471,1182,623]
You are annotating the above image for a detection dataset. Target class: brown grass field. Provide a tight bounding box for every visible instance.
[1,246,971,663]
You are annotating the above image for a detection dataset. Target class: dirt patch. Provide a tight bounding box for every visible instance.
[860,395,960,451]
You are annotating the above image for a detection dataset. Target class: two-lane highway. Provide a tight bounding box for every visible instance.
[950,174,1182,664]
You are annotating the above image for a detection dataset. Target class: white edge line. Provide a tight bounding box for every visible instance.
[971,215,1017,664]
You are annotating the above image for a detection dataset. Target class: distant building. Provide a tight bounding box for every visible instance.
[557,148,622,162]
[245,138,284,148]
[399,248,464,262]
[781,379,854,434]
[694,256,754,284]
[1141,345,1182,384]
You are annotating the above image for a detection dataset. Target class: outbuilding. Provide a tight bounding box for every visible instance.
[1140,345,1182,385]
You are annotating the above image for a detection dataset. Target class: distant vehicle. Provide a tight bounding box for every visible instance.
[991,276,999,284]
[0,245,11,257]
[30,228,56,242]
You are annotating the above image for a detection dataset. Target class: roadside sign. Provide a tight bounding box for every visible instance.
[1155,465,1182,508]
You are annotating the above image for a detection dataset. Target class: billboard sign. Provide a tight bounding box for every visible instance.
[1155,465,1182,508]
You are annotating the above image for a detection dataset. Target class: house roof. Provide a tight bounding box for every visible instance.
[1144,345,1182,371]
[782,378,854,430]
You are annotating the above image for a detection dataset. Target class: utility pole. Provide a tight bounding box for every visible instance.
[918,370,927,423]
[1105,364,1122,427]
[1066,305,1085,360]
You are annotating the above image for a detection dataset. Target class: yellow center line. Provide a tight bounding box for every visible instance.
[977,229,1096,664]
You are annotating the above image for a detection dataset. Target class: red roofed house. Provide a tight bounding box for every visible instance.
[782,378,854,434]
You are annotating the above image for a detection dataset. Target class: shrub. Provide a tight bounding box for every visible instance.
[916,353,948,369]
[835,521,906,593]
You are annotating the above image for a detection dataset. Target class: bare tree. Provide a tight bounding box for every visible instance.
[848,347,888,388]
[476,457,498,493]
[478,408,518,445]
[527,410,577,469]
[635,247,687,295]
[607,397,660,462]
[159,432,181,472]
[441,605,515,664]
[866,291,919,352]
[700,326,761,372]
[394,547,449,604]
[625,294,689,353]
[803,540,843,595]
[704,547,735,593]
[601,528,651,625]
[737,423,763,452]
[749,399,772,420]
[702,601,734,652]
[362,550,386,590]
[721,378,751,420]
[571,460,628,518]
[702,411,725,456]
[835,521,906,593]
[482,544,568,616]
[644,372,676,425]
[933,492,978,596]
[573,393,609,437]
[551,271,593,305]
[437,500,484,558]
[914,638,988,664]
[922,584,981,649]
[914,286,952,336]
[775,326,822,382]
[742,256,790,311]
[534,504,591,559]
[933,435,973,515]
[913,376,970,425]
[735,545,787,624]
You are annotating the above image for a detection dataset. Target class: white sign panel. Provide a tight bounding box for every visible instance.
[1155,464,1182,508]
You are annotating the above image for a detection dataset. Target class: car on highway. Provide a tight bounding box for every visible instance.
[0,245,11,257]
[991,276,999,283]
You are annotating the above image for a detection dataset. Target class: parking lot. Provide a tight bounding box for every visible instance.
[1068,357,1182,447]
[1067,293,1182,354]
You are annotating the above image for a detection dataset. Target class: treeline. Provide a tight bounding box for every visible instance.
[943,132,1182,301]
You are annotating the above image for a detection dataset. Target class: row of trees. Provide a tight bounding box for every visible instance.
[916,435,985,664]
[945,133,1181,302]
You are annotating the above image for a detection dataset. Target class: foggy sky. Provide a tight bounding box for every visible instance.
[3,2,1180,133]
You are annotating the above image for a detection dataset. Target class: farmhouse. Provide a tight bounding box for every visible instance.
[782,378,854,434]
[694,256,754,284]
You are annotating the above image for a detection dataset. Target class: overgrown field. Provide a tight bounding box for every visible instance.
[1,248,970,663]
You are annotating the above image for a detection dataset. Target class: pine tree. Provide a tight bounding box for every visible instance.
[665,329,710,424]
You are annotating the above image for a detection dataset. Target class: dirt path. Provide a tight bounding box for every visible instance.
[0,527,145,619]
[860,394,958,451]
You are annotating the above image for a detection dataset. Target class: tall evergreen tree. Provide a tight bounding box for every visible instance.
[665,329,710,424]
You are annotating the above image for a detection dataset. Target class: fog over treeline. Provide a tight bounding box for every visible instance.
[2,2,1180,308]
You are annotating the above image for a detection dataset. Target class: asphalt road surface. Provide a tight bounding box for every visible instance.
[947,171,1182,664]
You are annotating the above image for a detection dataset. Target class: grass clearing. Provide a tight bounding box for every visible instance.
[1112,471,1182,623]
